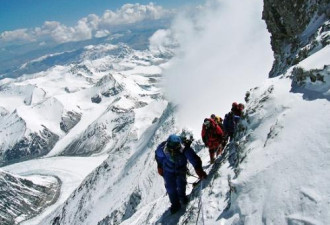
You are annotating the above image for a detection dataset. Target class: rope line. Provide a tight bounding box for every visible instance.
[195,180,205,225]
[200,180,205,225]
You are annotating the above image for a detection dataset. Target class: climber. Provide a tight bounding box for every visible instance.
[201,118,224,164]
[211,114,225,132]
[231,102,245,117]
[211,114,228,148]
[222,102,244,141]
[155,134,207,214]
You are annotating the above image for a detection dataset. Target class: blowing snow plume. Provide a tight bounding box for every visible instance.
[161,0,274,135]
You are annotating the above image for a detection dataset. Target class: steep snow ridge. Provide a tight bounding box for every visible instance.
[133,100,168,139]
[222,47,330,224]
[0,111,26,153]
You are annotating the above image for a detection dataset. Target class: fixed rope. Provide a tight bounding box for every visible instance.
[195,180,205,225]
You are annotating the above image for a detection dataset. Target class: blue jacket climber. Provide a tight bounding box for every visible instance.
[155,134,207,214]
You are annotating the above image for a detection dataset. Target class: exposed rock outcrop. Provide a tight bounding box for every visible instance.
[263,0,330,77]
[60,111,82,133]
[0,171,60,225]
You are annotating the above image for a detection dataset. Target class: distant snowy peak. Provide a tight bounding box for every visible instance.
[0,41,171,165]
[82,43,132,60]
[14,41,168,81]
[0,170,60,225]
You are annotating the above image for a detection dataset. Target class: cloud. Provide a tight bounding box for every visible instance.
[149,29,178,55]
[0,29,34,42]
[100,3,167,27]
[162,0,274,136]
[0,3,172,45]
[95,30,110,38]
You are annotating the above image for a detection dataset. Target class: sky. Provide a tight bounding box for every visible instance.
[0,0,203,32]
[0,0,204,47]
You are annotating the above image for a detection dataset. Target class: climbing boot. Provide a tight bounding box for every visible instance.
[170,203,181,214]
[181,195,189,205]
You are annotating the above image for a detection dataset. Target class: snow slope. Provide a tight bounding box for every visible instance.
[220,46,330,225]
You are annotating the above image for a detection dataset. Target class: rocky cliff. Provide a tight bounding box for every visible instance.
[0,171,60,225]
[263,0,330,77]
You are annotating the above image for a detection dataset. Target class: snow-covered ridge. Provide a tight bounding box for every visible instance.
[221,46,330,224]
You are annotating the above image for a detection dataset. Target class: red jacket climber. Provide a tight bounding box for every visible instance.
[201,118,224,163]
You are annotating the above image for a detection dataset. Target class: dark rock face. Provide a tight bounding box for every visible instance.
[263,0,330,77]
[290,65,330,100]
[1,127,59,166]
[101,86,123,97]
[291,66,325,85]
[0,107,8,117]
[70,64,93,77]
[0,171,60,225]
[60,111,82,133]
[97,74,124,98]
[91,94,102,103]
